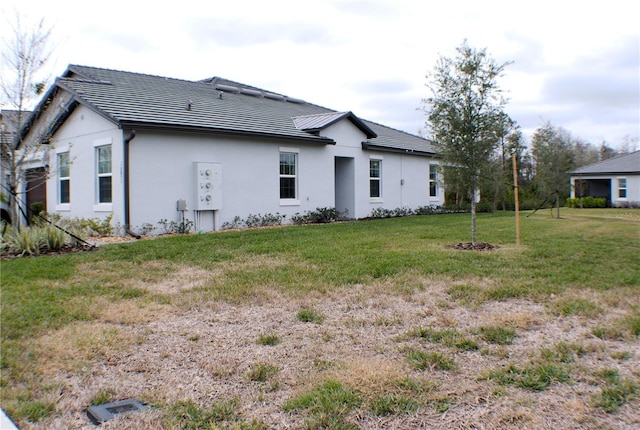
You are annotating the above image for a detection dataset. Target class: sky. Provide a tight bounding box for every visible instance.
[1,0,639,149]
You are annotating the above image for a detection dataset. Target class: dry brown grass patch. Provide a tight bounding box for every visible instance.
[597,287,640,310]
[497,408,534,426]
[325,359,406,397]
[73,261,213,294]
[91,297,177,325]
[490,311,546,330]
[34,322,139,376]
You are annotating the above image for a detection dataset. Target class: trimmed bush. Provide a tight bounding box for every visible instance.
[566,197,607,208]
[291,207,342,224]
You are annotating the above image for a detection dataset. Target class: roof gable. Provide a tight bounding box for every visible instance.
[292,111,377,139]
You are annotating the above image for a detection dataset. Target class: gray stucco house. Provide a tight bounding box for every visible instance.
[570,150,640,207]
[21,65,443,234]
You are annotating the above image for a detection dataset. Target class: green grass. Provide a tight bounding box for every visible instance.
[296,308,325,324]
[257,332,281,346]
[10,398,55,423]
[406,350,457,371]
[539,342,576,364]
[4,210,638,321]
[478,326,517,345]
[447,283,483,305]
[591,369,638,412]
[549,297,603,317]
[246,362,279,382]
[591,309,640,340]
[369,394,419,416]
[624,310,640,336]
[282,380,361,428]
[428,395,453,413]
[482,362,571,391]
[406,326,478,350]
[90,389,115,406]
[481,342,577,392]
[165,398,267,429]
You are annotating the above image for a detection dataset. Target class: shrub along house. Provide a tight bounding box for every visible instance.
[570,150,640,207]
[20,65,442,234]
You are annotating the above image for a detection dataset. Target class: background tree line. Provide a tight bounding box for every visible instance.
[472,121,637,214]
[424,41,637,217]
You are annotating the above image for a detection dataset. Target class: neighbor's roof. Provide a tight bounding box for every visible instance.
[30,65,436,154]
[0,110,32,132]
[1,110,33,148]
[571,150,640,176]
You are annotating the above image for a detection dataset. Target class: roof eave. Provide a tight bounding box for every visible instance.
[571,171,640,176]
[361,142,438,157]
[119,120,336,145]
[346,112,377,139]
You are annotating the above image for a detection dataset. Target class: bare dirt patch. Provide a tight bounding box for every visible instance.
[21,277,639,430]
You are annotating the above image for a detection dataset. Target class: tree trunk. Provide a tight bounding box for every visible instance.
[556,192,560,219]
[8,185,20,227]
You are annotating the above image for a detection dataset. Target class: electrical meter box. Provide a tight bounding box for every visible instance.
[194,162,222,210]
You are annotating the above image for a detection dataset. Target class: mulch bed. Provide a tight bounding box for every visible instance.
[446,242,499,251]
[0,243,98,260]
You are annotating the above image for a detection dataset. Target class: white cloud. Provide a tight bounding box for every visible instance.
[2,0,638,147]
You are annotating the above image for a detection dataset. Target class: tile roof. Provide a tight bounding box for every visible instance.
[571,150,640,175]
[48,65,436,154]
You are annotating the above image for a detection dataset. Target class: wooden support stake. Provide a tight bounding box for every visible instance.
[512,153,521,247]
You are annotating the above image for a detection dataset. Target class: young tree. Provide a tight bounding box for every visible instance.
[424,40,511,244]
[0,13,53,226]
[531,122,575,218]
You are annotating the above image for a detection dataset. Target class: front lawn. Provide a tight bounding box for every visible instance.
[1,209,639,429]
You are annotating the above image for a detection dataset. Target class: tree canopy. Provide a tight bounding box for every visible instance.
[531,121,576,218]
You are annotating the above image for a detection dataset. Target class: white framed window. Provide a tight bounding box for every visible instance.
[280,150,298,202]
[58,151,70,205]
[429,164,438,197]
[618,178,627,199]
[369,159,381,198]
[96,145,112,203]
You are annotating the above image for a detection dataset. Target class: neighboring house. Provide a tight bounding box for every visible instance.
[1,109,45,224]
[570,150,640,207]
[20,65,443,234]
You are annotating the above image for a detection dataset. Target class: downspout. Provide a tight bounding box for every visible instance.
[123,130,140,238]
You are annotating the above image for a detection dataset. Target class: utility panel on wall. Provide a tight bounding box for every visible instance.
[194,162,222,210]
